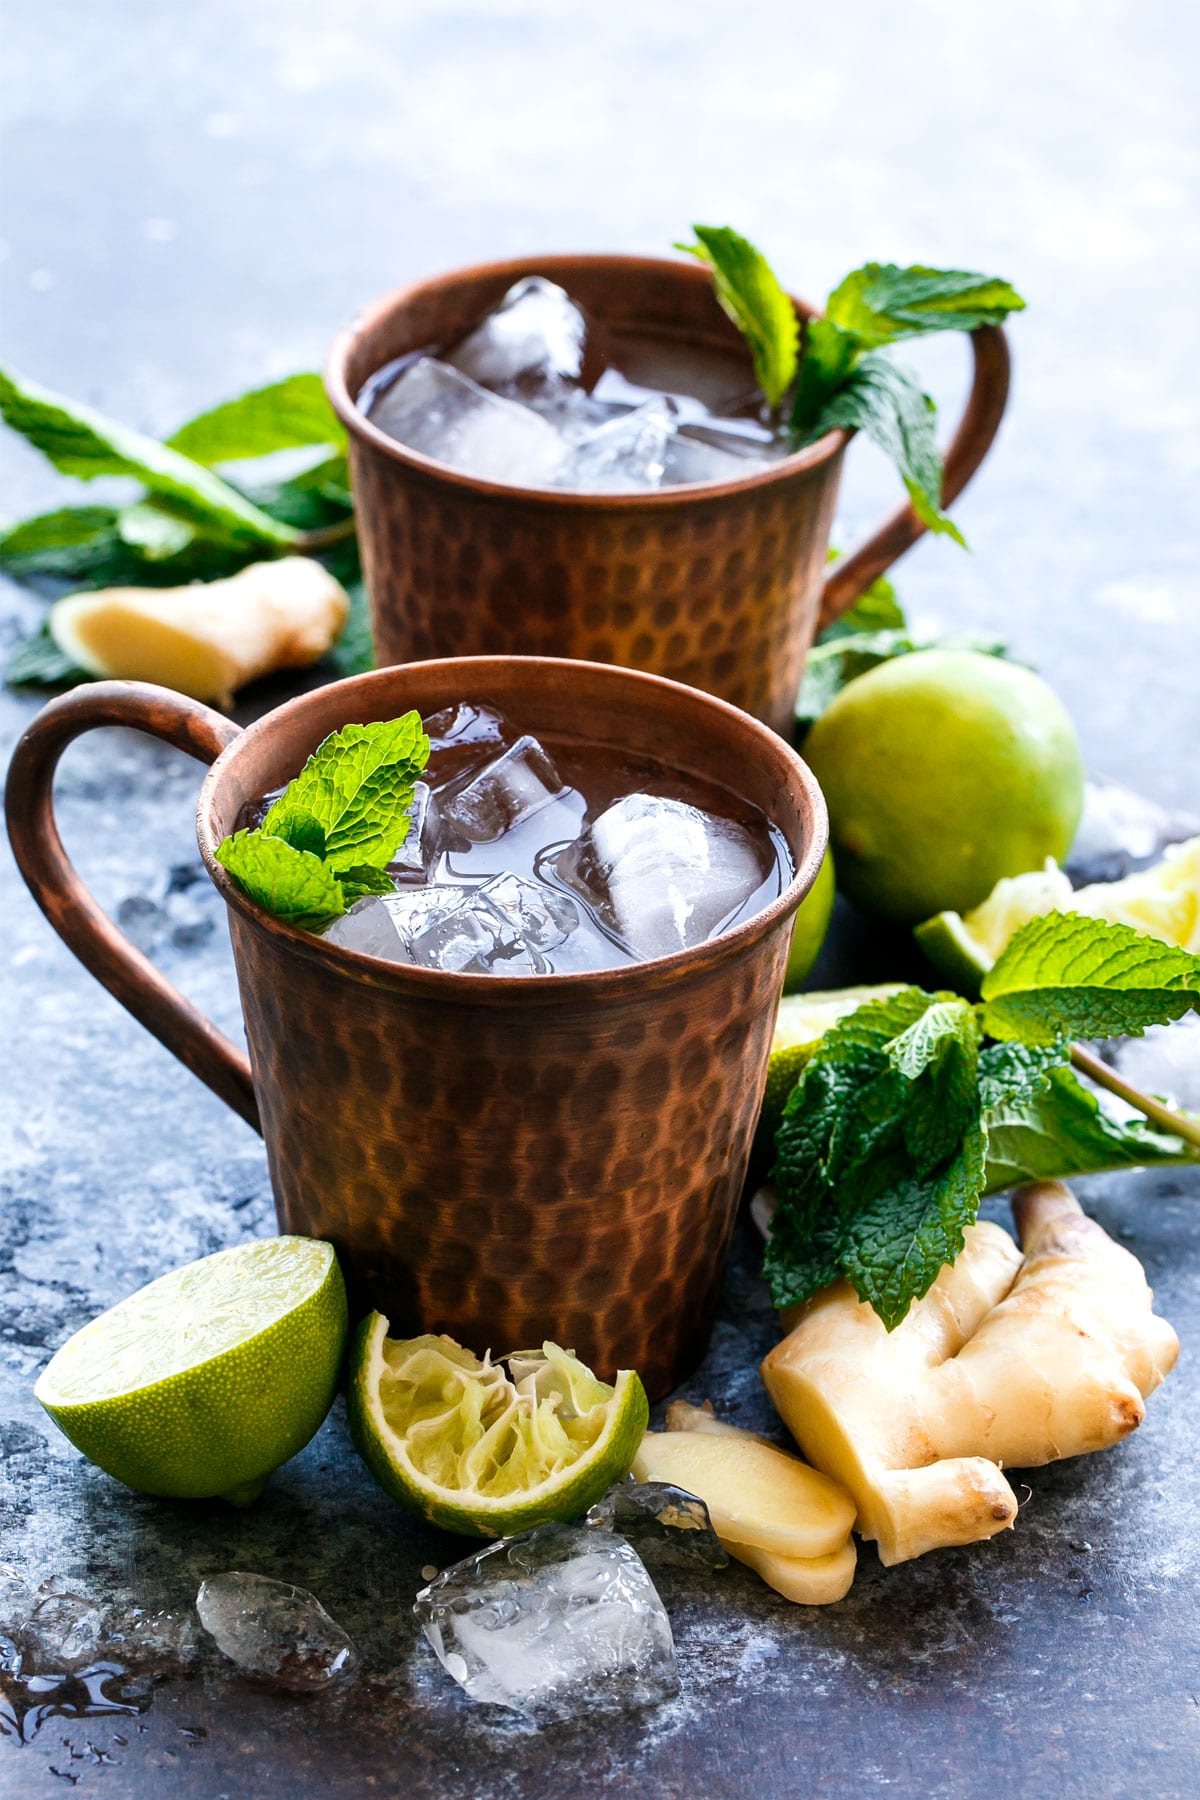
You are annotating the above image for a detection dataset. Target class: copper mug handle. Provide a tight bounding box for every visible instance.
[5,681,261,1132]
[818,323,1011,629]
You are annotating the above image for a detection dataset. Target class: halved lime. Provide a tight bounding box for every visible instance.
[35,1237,347,1506]
[761,985,903,1138]
[347,1321,648,1537]
[916,838,1200,991]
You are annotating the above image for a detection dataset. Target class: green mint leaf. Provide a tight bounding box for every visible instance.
[825,264,1025,347]
[840,1121,987,1329]
[0,505,120,570]
[263,714,429,873]
[336,864,396,905]
[981,913,1200,1044]
[790,318,863,436]
[886,998,980,1172]
[0,366,297,548]
[763,1210,842,1312]
[272,811,327,859]
[326,577,376,677]
[234,452,353,532]
[795,352,965,545]
[167,374,345,466]
[976,1037,1066,1112]
[5,622,89,687]
[983,1063,1200,1192]
[817,566,906,640]
[214,831,346,932]
[678,226,799,408]
[795,627,1009,738]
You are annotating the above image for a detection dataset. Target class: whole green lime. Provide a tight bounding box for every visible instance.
[783,848,835,992]
[804,650,1084,925]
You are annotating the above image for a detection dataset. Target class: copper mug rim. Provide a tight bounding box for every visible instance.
[195,654,828,1004]
[324,250,852,508]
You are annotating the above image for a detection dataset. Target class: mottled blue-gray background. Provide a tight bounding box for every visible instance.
[2,3,1197,1797]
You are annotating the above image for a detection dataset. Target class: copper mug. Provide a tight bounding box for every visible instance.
[6,658,825,1398]
[327,254,1011,736]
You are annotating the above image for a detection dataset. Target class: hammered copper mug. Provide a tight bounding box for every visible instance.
[6,657,826,1398]
[327,254,1011,735]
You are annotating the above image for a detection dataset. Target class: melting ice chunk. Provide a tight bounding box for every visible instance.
[414,1523,678,1717]
[441,735,566,843]
[387,781,439,880]
[5,1576,108,1671]
[585,1482,729,1571]
[365,356,566,486]
[558,793,771,958]
[195,1573,356,1693]
[406,875,579,974]
[559,398,675,493]
[448,276,591,395]
[1067,777,1200,883]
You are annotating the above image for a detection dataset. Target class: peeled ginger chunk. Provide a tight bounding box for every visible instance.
[50,557,349,708]
[634,1417,857,1604]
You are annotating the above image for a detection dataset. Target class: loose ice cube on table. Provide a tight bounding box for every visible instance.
[558,794,772,959]
[448,276,591,395]
[585,1482,729,1572]
[415,1523,678,1718]
[365,356,566,486]
[387,781,439,880]
[558,398,676,493]
[195,1573,356,1693]
[440,735,566,843]
[1067,777,1200,883]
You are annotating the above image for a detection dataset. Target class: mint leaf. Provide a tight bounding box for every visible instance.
[825,264,1025,347]
[795,353,965,545]
[115,501,197,561]
[841,1122,987,1328]
[678,226,799,408]
[981,913,1200,1044]
[795,627,1008,737]
[886,998,980,1171]
[976,1037,1066,1112]
[326,575,376,678]
[214,832,347,932]
[262,714,429,872]
[790,318,862,436]
[983,1063,1200,1191]
[0,366,297,547]
[0,506,119,571]
[818,566,905,640]
[167,374,345,466]
[235,452,353,532]
[337,864,396,905]
[5,622,88,687]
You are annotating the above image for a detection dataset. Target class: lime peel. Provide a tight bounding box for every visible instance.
[348,1319,649,1537]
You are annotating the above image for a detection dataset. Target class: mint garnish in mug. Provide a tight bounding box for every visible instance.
[215,714,430,931]
[677,225,1025,543]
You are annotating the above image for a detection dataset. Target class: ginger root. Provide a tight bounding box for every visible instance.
[50,556,349,708]
[634,1410,858,1604]
[761,1180,1180,1565]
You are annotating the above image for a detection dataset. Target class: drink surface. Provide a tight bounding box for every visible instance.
[239,701,793,975]
[356,276,792,494]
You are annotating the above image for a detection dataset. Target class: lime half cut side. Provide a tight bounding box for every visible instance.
[348,1320,649,1538]
[35,1237,347,1506]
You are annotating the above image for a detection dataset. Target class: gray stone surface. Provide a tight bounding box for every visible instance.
[1,3,1197,1796]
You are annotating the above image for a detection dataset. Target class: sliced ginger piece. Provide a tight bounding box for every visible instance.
[725,1537,857,1606]
[633,1425,854,1560]
[762,1182,1180,1566]
[50,556,349,708]
[664,1399,770,1442]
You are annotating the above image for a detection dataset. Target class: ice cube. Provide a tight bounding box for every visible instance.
[365,356,566,487]
[558,794,771,959]
[1067,777,1200,883]
[478,873,579,952]
[387,781,440,880]
[195,1573,356,1693]
[585,1482,729,1572]
[404,875,578,975]
[448,276,590,395]
[414,1524,678,1717]
[663,430,770,486]
[14,1578,109,1671]
[440,735,566,843]
[422,700,514,793]
[322,895,408,960]
[558,398,675,493]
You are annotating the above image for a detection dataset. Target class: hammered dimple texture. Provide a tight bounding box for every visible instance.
[351,447,843,737]
[229,914,792,1400]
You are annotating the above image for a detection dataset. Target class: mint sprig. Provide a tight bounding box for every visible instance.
[677,225,1025,544]
[215,715,429,932]
[768,914,1200,1329]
